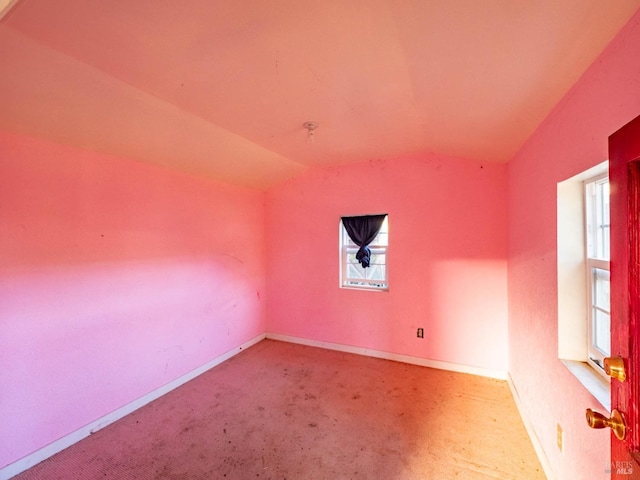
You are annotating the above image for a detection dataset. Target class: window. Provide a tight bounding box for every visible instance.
[585,175,610,373]
[557,161,610,407]
[340,215,388,290]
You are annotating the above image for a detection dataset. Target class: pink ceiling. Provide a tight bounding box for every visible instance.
[1,0,639,190]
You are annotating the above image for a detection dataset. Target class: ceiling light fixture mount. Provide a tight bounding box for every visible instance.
[303,121,319,143]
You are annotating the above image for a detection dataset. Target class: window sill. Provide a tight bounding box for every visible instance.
[340,285,389,292]
[562,359,610,412]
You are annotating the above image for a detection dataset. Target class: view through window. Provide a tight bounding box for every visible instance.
[585,175,610,372]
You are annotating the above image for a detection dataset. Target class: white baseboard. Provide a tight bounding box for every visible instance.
[265,332,508,380]
[0,333,266,480]
[507,374,554,480]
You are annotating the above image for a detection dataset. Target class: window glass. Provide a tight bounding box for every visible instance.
[591,267,610,357]
[585,175,610,372]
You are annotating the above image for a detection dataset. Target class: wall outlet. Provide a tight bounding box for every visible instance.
[417,328,424,338]
[556,424,563,453]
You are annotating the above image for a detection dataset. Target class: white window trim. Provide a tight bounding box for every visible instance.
[339,215,389,291]
[557,161,611,410]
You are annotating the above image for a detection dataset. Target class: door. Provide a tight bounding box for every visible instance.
[609,114,640,479]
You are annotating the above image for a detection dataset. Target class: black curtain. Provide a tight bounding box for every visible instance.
[341,214,387,268]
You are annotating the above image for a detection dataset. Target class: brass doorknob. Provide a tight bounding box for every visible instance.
[586,408,626,440]
[604,357,626,382]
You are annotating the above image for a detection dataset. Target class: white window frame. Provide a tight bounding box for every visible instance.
[557,161,610,408]
[584,174,610,376]
[339,215,388,291]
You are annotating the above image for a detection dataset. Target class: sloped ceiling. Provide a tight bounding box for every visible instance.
[1,0,639,190]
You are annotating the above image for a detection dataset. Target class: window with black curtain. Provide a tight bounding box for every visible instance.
[340,214,388,290]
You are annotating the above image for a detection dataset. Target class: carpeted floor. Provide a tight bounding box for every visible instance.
[13,339,545,479]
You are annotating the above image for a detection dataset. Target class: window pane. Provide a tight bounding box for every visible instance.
[598,180,608,259]
[586,178,610,261]
[367,265,386,281]
[371,232,388,246]
[593,308,611,356]
[592,268,610,311]
[369,254,386,265]
[600,226,610,260]
[345,236,357,246]
[347,263,365,279]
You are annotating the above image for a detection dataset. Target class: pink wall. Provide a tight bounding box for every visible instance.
[0,131,266,468]
[507,8,640,480]
[265,154,508,372]
[4,8,639,476]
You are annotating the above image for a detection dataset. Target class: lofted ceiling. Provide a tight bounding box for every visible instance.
[1,0,639,190]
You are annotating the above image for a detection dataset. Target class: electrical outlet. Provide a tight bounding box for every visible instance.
[417,328,424,338]
[557,424,563,453]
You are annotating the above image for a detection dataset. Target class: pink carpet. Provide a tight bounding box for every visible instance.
[12,340,545,479]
